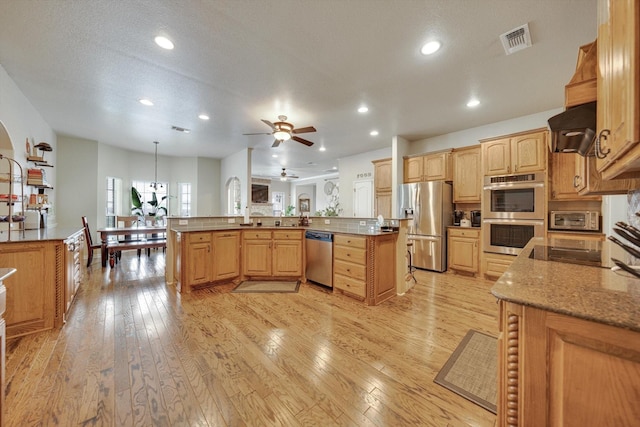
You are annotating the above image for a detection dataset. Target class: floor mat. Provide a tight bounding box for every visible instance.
[231,280,300,293]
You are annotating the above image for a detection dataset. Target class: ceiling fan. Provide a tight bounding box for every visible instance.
[275,168,299,181]
[243,115,316,147]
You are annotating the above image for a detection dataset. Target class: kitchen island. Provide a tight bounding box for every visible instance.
[491,237,640,427]
[165,216,408,306]
[0,227,85,338]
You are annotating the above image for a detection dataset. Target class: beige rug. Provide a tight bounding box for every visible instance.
[434,329,498,414]
[232,280,300,293]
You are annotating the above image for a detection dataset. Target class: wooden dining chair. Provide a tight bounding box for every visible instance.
[81,216,102,267]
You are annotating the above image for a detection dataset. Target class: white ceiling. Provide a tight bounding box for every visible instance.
[0,0,597,179]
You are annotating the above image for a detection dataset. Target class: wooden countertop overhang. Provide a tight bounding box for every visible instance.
[491,237,640,332]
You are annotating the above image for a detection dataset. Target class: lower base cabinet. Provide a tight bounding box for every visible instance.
[242,230,303,278]
[497,301,640,426]
[448,228,480,275]
[482,252,515,279]
[333,233,396,306]
[181,231,240,289]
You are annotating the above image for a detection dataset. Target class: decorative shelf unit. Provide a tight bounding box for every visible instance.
[0,155,25,238]
[25,143,53,229]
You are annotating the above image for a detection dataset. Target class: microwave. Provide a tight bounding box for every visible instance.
[549,211,600,231]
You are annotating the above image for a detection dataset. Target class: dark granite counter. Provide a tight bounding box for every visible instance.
[491,237,640,332]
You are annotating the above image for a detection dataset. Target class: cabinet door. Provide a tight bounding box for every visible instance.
[511,131,546,173]
[213,232,239,280]
[373,159,392,192]
[403,157,424,182]
[482,138,511,175]
[576,154,640,195]
[243,240,272,276]
[374,191,392,219]
[187,241,212,285]
[424,152,452,181]
[549,153,580,200]
[596,0,640,178]
[273,240,302,276]
[448,236,479,273]
[453,147,481,203]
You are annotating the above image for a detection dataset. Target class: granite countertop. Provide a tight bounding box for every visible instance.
[170,224,398,237]
[491,237,640,332]
[0,227,84,243]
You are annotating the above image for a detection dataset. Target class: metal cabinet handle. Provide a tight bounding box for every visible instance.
[595,129,611,159]
[573,175,580,188]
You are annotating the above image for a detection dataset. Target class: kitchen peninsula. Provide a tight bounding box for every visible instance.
[165,216,408,306]
[491,237,640,426]
[0,227,85,338]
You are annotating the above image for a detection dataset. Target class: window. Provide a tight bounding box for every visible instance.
[132,180,168,216]
[105,176,122,227]
[178,183,192,216]
[272,191,284,216]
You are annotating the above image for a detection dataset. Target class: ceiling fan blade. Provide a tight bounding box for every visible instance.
[261,119,276,130]
[272,139,281,148]
[292,136,314,146]
[292,126,316,134]
[243,132,272,135]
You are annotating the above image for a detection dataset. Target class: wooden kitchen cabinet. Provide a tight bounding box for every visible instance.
[549,153,601,200]
[181,231,240,289]
[242,230,303,278]
[333,233,396,305]
[595,0,640,179]
[63,230,84,321]
[403,150,452,182]
[452,145,481,203]
[497,301,640,426]
[372,158,392,218]
[482,129,547,176]
[574,153,640,195]
[448,227,480,275]
[482,252,515,280]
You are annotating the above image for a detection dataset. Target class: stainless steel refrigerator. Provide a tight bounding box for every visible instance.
[398,181,453,272]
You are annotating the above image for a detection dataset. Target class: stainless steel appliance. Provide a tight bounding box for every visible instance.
[305,230,333,287]
[482,172,545,220]
[470,210,481,227]
[398,181,453,272]
[482,172,545,255]
[550,211,600,231]
[483,218,545,255]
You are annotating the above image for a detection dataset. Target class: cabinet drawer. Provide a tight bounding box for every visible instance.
[333,259,366,282]
[334,234,366,249]
[188,232,211,243]
[273,230,302,240]
[243,230,272,240]
[449,228,480,238]
[333,274,366,298]
[334,245,366,264]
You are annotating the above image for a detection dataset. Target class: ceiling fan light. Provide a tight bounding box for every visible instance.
[274,130,291,141]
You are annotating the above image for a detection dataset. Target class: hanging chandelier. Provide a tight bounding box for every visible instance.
[150,140,163,190]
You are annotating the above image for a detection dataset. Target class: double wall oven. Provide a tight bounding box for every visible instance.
[482,172,545,255]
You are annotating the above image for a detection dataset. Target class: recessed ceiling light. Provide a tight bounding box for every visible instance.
[370,130,379,136]
[358,106,369,113]
[332,166,338,170]
[466,99,481,108]
[154,36,174,50]
[319,146,326,152]
[272,154,278,158]
[420,40,441,55]
[139,98,154,106]
[198,114,210,120]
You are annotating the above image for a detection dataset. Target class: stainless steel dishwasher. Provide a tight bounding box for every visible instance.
[305,230,333,287]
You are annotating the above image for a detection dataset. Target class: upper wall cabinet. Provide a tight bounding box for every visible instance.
[595,0,640,179]
[403,150,452,183]
[452,145,481,203]
[372,158,392,193]
[481,129,547,176]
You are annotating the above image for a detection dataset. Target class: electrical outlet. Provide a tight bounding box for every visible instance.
[359,221,366,226]
[178,219,188,225]
[324,219,330,225]
[227,218,235,223]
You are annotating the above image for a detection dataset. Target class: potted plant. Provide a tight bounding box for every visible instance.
[131,187,167,224]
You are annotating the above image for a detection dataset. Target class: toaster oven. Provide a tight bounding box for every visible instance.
[549,211,600,231]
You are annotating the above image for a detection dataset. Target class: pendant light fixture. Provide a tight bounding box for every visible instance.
[151,140,163,190]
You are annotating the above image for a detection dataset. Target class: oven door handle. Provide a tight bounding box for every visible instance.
[482,218,545,225]
[483,181,544,190]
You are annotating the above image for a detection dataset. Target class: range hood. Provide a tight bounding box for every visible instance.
[547,101,596,156]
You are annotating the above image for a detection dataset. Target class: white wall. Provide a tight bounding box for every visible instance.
[338,147,392,217]
[195,157,221,215]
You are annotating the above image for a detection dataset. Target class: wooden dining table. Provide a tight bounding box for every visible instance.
[96,225,167,267]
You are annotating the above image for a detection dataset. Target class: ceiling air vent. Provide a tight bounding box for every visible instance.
[172,125,191,133]
[500,23,532,55]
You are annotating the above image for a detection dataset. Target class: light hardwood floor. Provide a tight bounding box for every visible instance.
[5,252,498,426]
